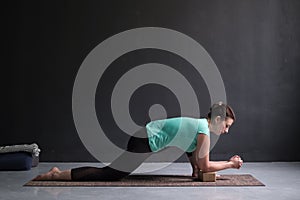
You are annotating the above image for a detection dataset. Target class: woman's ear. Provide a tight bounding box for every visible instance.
[214,116,221,124]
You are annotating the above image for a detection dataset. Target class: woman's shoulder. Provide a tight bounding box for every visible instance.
[197,118,210,135]
[148,116,206,125]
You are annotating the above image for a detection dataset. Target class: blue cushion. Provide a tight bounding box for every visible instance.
[0,152,33,171]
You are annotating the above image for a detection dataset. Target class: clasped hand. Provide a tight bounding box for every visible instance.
[229,155,243,169]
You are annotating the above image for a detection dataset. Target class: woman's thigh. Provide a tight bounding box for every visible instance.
[127,127,152,153]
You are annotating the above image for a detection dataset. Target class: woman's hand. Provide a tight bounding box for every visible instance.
[229,155,243,169]
[229,155,241,161]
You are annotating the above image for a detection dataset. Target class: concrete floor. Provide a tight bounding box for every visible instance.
[0,162,300,200]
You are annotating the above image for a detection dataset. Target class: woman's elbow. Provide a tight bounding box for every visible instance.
[198,163,210,173]
[200,167,210,173]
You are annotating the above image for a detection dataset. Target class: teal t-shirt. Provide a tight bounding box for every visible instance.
[146,117,209,153]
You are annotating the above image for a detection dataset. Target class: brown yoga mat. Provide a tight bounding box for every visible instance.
[24,174,264,187]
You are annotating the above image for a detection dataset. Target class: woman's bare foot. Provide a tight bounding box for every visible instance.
[33,167,61,181]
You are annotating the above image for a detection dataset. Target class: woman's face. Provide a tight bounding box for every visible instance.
[210,117,234,135]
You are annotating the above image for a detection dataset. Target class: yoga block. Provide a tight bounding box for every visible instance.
[198,171,216,182]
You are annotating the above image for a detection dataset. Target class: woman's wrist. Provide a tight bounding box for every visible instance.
[227,160,234,168]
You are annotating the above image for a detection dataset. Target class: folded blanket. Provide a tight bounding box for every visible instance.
[0,143,41,157]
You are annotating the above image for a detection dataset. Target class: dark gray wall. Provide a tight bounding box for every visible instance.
[3,0,300,162]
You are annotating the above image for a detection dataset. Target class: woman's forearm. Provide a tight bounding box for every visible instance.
[201,161,233,173]
[209,160,229,164]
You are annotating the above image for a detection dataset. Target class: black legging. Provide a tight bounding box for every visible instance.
[71,128,152,181]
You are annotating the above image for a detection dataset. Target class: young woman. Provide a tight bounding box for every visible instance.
[34,102,243,181]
